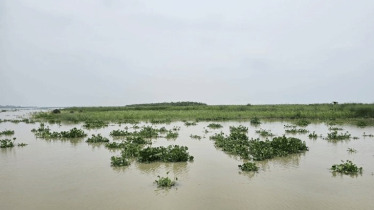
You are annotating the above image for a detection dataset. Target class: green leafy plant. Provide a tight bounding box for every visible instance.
[255,129,274,137]
[326,130,351,140]
[229,125,248,133]
[155,172,177,188]
[308,131,318,139]
[347,148,357,153]
[0,138,15,148]
[166,131,178,139]
[328,127,343,131]
[138,145,193,163]
[296,119,311,127]
[83,120,108,129]
[250,117,261,125]
[285,128,309,134]
[110,156,130,167]
[207,123,223,129]
[184,121,197,126]
[190,134,202,140]
[363,132,374,137]
[238,162,259,172]
[0,129,15,135]
[331,160,362,174]
[86,134,109,143]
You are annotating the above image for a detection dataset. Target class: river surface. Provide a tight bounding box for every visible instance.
[1,109,374,210]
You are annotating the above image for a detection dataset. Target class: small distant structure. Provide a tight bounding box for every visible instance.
[332,101,338,105]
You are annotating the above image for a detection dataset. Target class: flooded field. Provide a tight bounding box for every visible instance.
[1,109,374,210]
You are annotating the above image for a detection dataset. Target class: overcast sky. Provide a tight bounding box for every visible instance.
[1,0,373,107]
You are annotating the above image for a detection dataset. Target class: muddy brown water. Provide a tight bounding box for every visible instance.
[1,110,374,210]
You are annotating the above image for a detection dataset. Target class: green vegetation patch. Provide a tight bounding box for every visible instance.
[0,130,15,135]
[111,156,130,167]
[155,172,177,188]
[83,120,109,129]
[190,134,202,140]
[138,145,194,163]
[326,131,351,140]
[308,131,318,139]
[250,117,261,125]
[1,138,15,148]
[207,123,223,129]
[238,162,259,172]
[255,129,274,137]
[295,119,311,127]
[31,123,87,138]
[86,134,109,143]
[285,128,309,134]
[331,160,362,174]
[229,125,248,133]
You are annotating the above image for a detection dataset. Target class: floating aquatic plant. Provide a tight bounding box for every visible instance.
[83,120,108,129]
[155,172,177,188]
[347,148,357,153]
[331,160,362,174]
[207,123,223,129]
[250,117,261,125]
[190,134,202,140]
[326,130,351,140]
[86,134,109,143]
[238,162,259,172]
[138,145,193,163]
[255,129,274,137]
[285,128,309,134]
[0,129,15,135]
[229,125,248,133]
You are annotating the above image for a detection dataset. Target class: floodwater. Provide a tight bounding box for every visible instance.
[1,109,374,210]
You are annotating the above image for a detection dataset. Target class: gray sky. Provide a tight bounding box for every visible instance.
[1,0,374,107]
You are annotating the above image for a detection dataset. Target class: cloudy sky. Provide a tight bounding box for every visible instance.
[1,0,373,107]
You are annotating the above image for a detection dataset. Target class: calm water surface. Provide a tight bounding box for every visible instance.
[1,110,374,210]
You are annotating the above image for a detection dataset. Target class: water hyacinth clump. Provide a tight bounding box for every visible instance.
[1,138,15,148]
[110,156,130,167]
[255,129,274,137]
[155,172,177,188]
[166,131,178,139]
[229,125,248,133]
[190,134,202,140]
[295,119,311,127]
[32,123,87,138]
[238,162,259,172]
[207,123,223,129]
[285,128,309,134]
[308,131,318,139]
[138,145,194,163]
[250,117,261,125]
[0,129,15,135]
[326,131,351,140]
[331,160,363,174]
[184,121,197,126]
[86,134,109,143]
[249,136,308,161]
[83,120,109,129]
[347,148,357,153]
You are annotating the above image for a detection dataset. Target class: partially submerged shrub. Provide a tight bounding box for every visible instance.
[0,129,15,135]
[184,121,197,126]
[285,128,309,134]
[1,138,15,148]
[347,148,357,153]
[250,117,261,125]
[86,134,109,143]
[356,120,367,127]
[83,120,109,129]
[326,131,351,140]
[207,123,223,129]
[155,172,177,188]
[295,119,311,127]
[238,162,259,172]
[190,134,202,140]
[308,131,318,139]
[32,124,87,138]
[331,160,362,174]
[229,125,248,133]
[138,145,193,163]
[111,156,130,167]
[166,131,178,139]
[255,129,274,137]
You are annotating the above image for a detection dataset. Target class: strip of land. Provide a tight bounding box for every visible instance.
[32,102,374,124]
